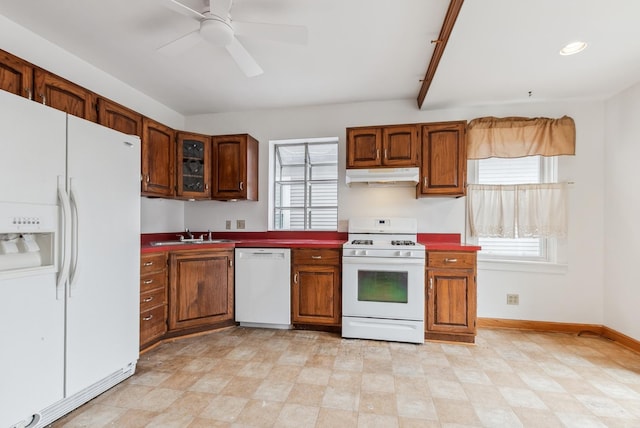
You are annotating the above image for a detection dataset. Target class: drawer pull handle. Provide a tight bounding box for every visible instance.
[143,279,153,284]
[142,296,154,303]
[444,258,458,263]
[143,261,153,267]
[311,255,322,259]
[142,314,153,321]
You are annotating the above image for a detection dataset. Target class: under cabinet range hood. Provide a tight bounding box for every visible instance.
[345,167,420,186]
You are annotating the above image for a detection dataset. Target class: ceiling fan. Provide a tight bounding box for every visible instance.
[159,0,308,77]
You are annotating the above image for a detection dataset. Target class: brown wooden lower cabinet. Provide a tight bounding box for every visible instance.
[425,250,477,343]
[169,249,234,331]
[140,252,168,349]
[291,248,341,326]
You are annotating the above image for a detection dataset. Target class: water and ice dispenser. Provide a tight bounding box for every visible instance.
[0,203,56,273]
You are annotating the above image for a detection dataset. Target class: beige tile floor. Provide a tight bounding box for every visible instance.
[53,327,640,427]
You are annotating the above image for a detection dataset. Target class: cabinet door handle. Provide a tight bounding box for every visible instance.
[229,259,233,268]
[384,149,388,159]
[143,279,153,284]
[146,175,150,183]
[311,255,322,259]
[25,87,32,100]
[239,181,244,191]
[205,183,209,190]
[294,273,298,284]
[444,258,458,263]
[142,314,153,321]
[142,296,154,303]
[423,177,428,187]
[376,149,380,160]
[429,277,433,291]
[39,93,46,105]
[143,261,154,267]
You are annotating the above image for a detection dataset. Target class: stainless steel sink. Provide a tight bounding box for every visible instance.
[149,239,234,246]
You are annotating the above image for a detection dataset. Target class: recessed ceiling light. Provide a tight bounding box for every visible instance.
[560,41,588,56]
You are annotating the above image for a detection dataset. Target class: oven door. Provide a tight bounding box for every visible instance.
[342,256,424,321]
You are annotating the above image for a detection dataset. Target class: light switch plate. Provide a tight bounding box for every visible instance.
[225,220,231,230]
[237,219,245,229]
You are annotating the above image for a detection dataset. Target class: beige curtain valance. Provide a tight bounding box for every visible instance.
[467,116,576,159]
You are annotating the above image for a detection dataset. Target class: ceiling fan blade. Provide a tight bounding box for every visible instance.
[210,0,232,19]
[163,0,205,20]
[233,21,308,45]
[225,37,263,77]
[158,30,203,56]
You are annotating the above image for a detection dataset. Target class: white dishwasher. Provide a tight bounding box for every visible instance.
[235,248,291,329]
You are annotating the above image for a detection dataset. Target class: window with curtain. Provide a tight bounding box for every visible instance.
[469,156,556,260]
[466,116,574,263]
[273,139,338,230]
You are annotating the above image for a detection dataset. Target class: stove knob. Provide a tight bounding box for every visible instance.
[396,251,402,257]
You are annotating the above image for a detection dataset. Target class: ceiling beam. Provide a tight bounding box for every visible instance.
[416,0,464,109]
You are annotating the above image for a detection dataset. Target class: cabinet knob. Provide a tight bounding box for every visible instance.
[143,261,153,267]
[142,314,153,321]
[143,279,153,284]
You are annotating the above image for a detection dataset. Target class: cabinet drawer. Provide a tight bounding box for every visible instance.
[140,305,167,346]
[427,251,476,269]
[292,248,340,265]
[140,252,167,275]
[140,270,167,293]
[140,287,166,312]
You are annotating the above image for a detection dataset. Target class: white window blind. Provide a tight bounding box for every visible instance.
[273,141,338,230]
[473,156,554,260]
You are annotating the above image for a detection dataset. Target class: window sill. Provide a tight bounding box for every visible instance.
[478,259,568,275]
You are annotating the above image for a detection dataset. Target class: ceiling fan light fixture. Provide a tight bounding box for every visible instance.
[559,41,588,56]
[201,17,234,46]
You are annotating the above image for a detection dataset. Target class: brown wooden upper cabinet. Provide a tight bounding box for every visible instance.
[97,98,142,137]
[211,134,258,201]
[142,117,175,197]
[0,49,33,99]
[176,131,211,200]
[347,125,419,168]
[418,121,467,197]
[34,69,96,121]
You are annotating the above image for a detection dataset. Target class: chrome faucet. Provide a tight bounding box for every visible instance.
[185,228,193,240]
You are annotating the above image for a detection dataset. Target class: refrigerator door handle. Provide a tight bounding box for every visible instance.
[56,176,72,299]
[69,178,80,294]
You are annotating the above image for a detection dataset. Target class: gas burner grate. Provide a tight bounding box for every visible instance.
[391,240,416,246]
[351,239,373,245]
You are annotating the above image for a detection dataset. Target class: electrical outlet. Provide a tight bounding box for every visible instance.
[237,219,245,229]
[225,220,231,230]
[507,294,519,305]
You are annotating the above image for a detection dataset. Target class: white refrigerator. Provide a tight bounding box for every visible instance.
[0,90,140,427]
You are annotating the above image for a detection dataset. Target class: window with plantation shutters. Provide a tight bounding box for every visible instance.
[471,156,556,261]
[273,140,338,230]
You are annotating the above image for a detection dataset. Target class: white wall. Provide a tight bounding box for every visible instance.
[184,98,607,327]
[604,82,640,340]
[0,14,184,129]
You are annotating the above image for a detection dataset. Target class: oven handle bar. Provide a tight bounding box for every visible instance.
[342,256,425,266]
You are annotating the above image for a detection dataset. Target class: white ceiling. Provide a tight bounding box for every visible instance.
[1,0,639,116]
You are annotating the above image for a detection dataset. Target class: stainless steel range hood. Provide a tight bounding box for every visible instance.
[345,167,420,186]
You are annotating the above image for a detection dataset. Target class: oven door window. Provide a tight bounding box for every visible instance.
[357,270,408,303]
